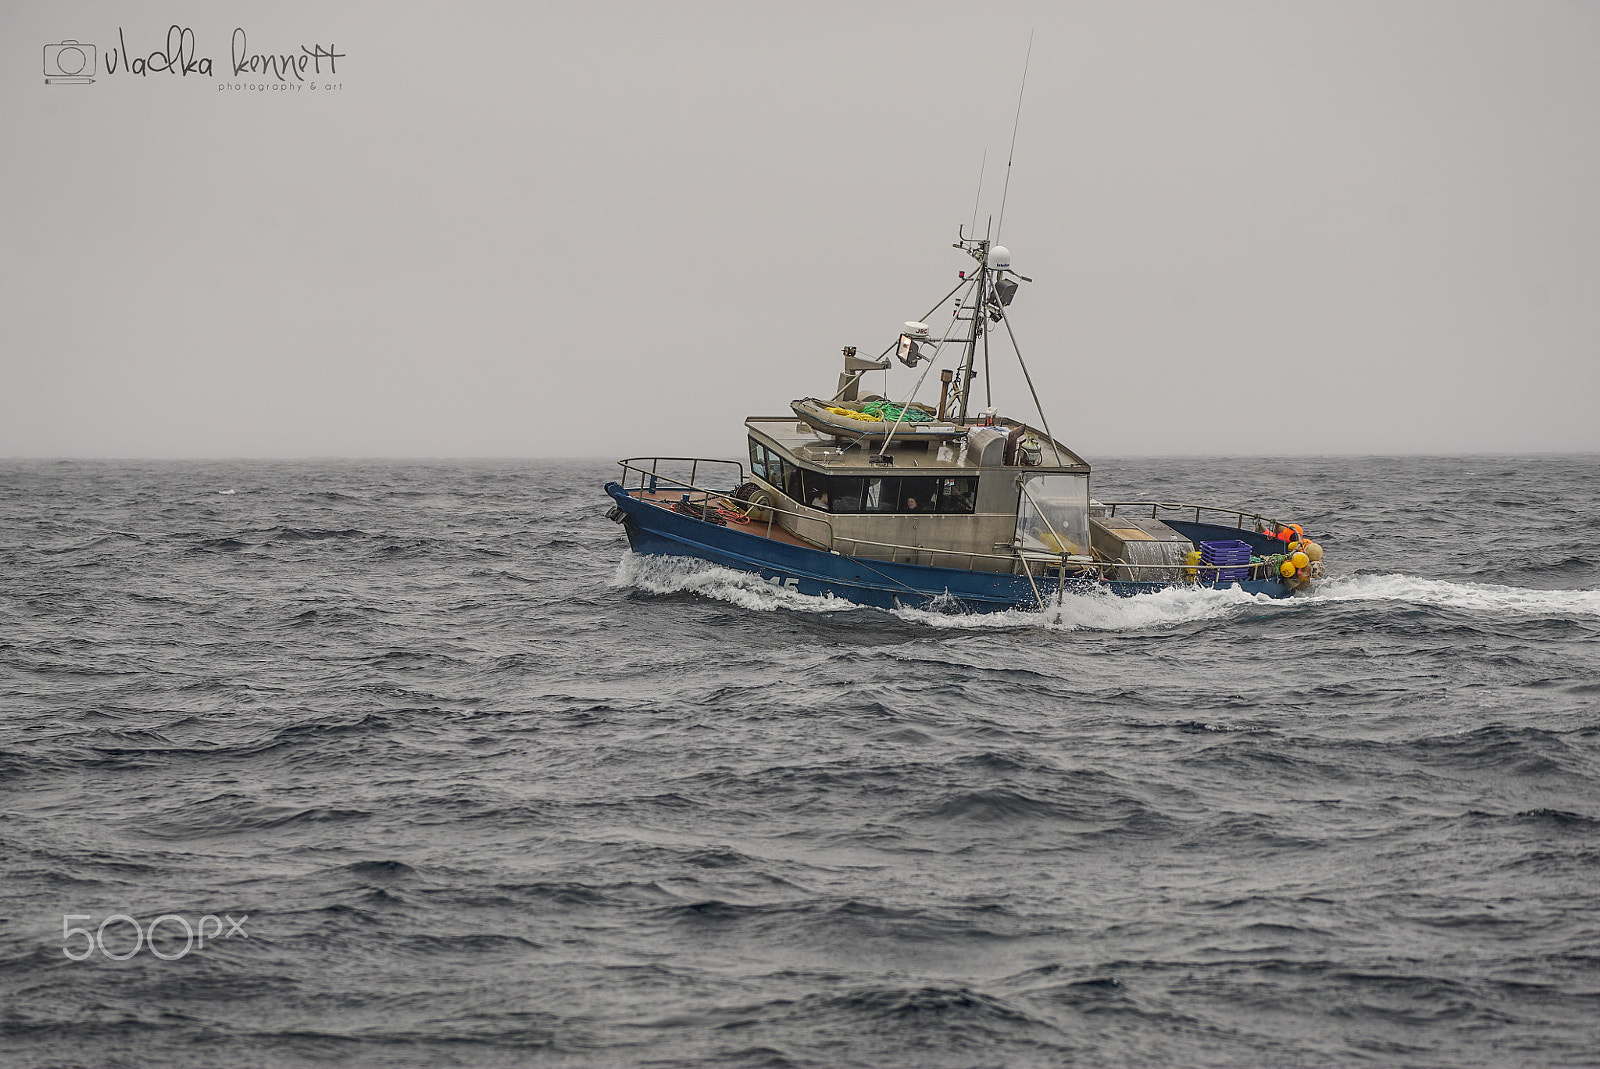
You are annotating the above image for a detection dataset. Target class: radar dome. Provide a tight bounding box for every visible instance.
[987,246,1012,271]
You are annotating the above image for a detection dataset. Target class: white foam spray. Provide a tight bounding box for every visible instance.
[612,553,1274,630]
[611,553,856,614]
[899,582,1278,632]
[613,553,1600,631]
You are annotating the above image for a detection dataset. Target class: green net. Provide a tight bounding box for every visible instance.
[858,401,933,424]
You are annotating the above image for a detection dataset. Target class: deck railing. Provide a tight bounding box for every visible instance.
[617,456,745,497]
[1097,500,1280,535]
[616,457,836,548]
[829,534,1020,573]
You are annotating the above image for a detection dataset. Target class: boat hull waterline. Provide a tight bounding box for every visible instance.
[606,482,1293,613]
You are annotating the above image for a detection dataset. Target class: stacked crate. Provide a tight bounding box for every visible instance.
[1198,539,1252,584]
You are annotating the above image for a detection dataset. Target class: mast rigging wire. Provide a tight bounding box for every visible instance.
[969,149,987,239]
[997,307,1055,459]
[995,30,1033,246]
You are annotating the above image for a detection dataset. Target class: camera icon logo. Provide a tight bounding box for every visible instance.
[44,40,96,84]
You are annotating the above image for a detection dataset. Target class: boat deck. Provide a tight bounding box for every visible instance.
[631,490,821,550]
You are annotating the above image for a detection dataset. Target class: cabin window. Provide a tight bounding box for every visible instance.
[863,476,895,512]
[936,477,977,513]
[819,474,976,514]
[898,479,936,514]
[829,476,864,513]
[749,441,813,503]
[801,468,830,510]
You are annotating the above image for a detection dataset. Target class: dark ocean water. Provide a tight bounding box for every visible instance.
[2,454,1598,1069]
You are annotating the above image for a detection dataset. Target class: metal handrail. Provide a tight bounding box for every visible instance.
[617,457,835,549]
[1014,546,1261,581]
[831,533,1019,571]
[1097,500,1282,534]
[617,456,745,496]
[739,498,835,549]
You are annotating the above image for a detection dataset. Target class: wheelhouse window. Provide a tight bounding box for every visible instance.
[935,476,976,513]
[801,468,830,510]
[748,439,814,506]
[745,441,977,515]
[820,475,976,515]
[830,476,864,513]
[749,439,793,498]
[863,476,895,513]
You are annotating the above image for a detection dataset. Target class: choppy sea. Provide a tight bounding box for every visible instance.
[2,454,1598,1069]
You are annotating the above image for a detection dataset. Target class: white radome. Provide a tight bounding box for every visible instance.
[987,246,1012,270]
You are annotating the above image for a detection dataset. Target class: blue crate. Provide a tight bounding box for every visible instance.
[1199,539,1252,583]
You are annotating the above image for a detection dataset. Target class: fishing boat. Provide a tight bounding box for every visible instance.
[602,229,1325,613]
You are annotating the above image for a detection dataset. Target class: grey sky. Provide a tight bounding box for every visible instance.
[3,1,1597,459]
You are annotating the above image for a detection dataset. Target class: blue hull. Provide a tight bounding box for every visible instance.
[605,483,1292,612]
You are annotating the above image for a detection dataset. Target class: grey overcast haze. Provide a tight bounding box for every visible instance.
[3,0,1598,459]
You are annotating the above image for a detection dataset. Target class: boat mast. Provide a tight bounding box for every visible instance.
[972,224,985,412]
[955,227,988,424]
[959,33,1032,427]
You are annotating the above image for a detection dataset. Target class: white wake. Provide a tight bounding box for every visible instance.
[612,553,1277,630]
[614,553,1600,631]
[1304,573,1600,618]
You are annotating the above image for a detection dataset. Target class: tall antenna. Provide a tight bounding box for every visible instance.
[968,149,987,238]
[994,30,1034,245]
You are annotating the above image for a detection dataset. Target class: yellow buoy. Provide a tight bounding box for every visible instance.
[1279,560,1296,578]
[1291,551,1309,569]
